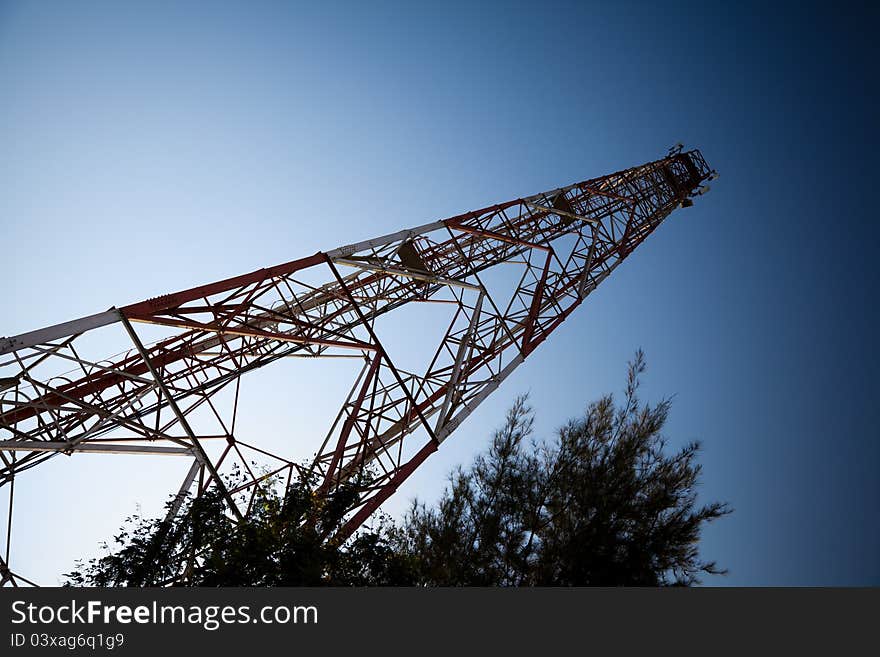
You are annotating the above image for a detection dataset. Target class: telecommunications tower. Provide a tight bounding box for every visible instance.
[0,147,715,585]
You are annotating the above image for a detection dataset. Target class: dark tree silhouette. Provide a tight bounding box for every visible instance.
[394,350,731,585]
[66,351,729,586]
[65,471,415,586]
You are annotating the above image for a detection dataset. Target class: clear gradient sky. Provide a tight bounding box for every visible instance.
[1,1,877,585]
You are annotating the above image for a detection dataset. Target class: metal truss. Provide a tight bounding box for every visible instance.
[0,148,714,585]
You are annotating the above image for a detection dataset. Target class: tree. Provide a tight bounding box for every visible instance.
[394,350,731,585]
[65,469,415,586]
[66,351,729,586]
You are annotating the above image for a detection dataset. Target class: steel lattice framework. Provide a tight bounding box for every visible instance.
[0,147,714,586]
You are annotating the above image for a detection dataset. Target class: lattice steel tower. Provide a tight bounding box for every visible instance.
[0,147,715,585]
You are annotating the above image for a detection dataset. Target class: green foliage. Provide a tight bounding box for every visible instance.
[65,469,414,586]
[393,350,731,586]
[66,351,729,587]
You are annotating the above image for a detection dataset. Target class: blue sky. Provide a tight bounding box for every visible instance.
[1,1,876,585]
